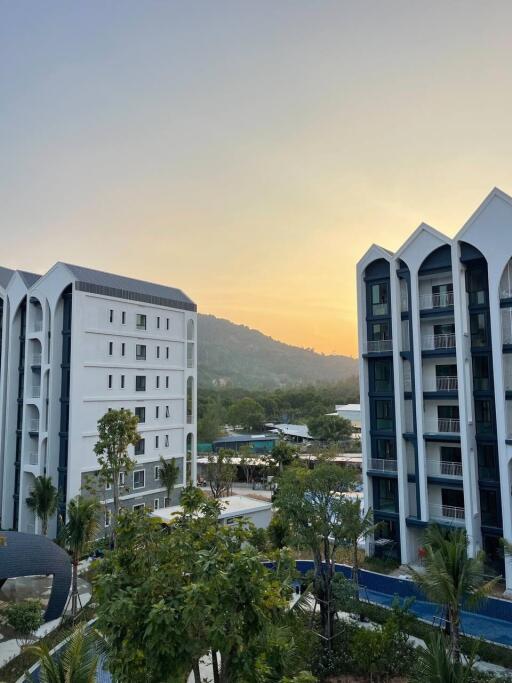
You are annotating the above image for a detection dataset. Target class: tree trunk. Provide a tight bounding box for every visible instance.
[42,515,48,536]
[71,559,79,619]
[450,605,461,663]
[192,658,201,683]
[112,476,120,549]
[212,651,220,683]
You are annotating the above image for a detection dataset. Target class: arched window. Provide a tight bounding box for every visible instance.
[186,376,193,423]
[500,260,512,300]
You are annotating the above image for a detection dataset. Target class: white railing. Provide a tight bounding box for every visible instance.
[28,452,38,465]
[435,376,458,391]
[32,353,42,365]
[31,386,41,398]
[29,418,39,432]
[427,459,463,477]
[419,291,454,310]
[403,377,412,392]
[363,339,393,353]
[32,320,42,332]
[429,503,465,523]
[421,333,456,351]
[425,418,460,434]
[369,458,398,472]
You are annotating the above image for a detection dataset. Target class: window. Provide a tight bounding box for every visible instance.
[121,342,125,356]
[441,488,464,510]
[119,471,126,486]
[105,509,112,527]
[154,465,160,480]
[371,282,389,316]
[156,346,160,359]
[135,406,145,423]
[372,359,392,393]
[164,496,170,507]
[375,478,398,512]
[133,470,145,489]
[473,355,490,390]
[373,438,395,460]
[136,344,146,360]
[165,376,169,389]
[157,316,160,329]
[134,438,145,455]
[122,311,126,324]
[467,269,487,306]
[166,318,169,330]
[156,376,160,389]
[133,503,144,511]
[165,434,169,447]
[155,435,159,448]
[155,406,160,418]
[470,313,487,347]
[109,309,114,323]
[105,480,112,491]
[166,346,169,359]
[475,399,493,434]
[136,314,147,330]
[374,399,393,431]
[432,282,453,308]
[108,374,113,389]
[433,323,455,349]
[121,375,125,389]
[440,446,462,476]
[478,444,498,481]
[165,405,170,418]
[108,341,113,356]
[370,321,390,341]
[135,376,146,392]
[154,498,160,510]
[438,405,459,420]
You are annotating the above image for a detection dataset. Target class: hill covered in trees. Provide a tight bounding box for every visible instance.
[197,314,358,390]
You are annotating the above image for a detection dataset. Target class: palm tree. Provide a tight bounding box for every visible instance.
[159,456,180,505]
[27,625,99,683]
[410,525,498,662]
[26,475,58,536]
[60,496,100,618]
[341,499,381,589]
[413,631,474,683]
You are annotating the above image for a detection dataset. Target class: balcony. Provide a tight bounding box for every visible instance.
[368,458,398,473]
[429,503,465,525]
[422,333,456,351]
[31,386,41,399]
[419,292,454,310]
[427,459,462,478]
[363,339,393,353]
[29,418,39,432]
[31,353,42,366]
[28,452,38,466]
[426,418,460,434]
[32,320,43,333]
[435,376,458,392]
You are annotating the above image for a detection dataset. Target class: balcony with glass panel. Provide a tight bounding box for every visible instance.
[425,444,463,480]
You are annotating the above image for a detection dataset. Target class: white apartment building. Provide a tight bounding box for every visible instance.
[0,262,197,537]
[357,187,512,590]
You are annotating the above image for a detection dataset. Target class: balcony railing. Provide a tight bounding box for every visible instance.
[403,377,412,392]
[31,386,41,398]
[29,418,39,432]
[369,458,398,472]
[427,459,463,477]
[32,353,42,365]
[435,376,458,392]
[363,339,393,353]
[426,418,460,434]
[419,291,454,310]
[421,333,456,351]
[429,503,465,524]
[28,452,38,465]
[32,320,43,333]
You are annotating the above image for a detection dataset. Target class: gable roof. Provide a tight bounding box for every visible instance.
[455,187,512,241]
[61,263,196,312]
[0,266,15,289]
[17,270,41,288]
[395,222,450,259]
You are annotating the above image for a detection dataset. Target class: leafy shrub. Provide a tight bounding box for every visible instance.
[4,599,43,646]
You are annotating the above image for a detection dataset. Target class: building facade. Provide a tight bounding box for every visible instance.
[358,188,512,590]
[0,262,197,537]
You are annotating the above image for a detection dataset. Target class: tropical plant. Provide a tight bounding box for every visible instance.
[26,625,99,683]
[410,525,498,662]
[93,408,139,546]
[206,448,237,498]
[339,499,380,596]
[159,456,180,504]
[5,599,43,647]
[412,631,475,683]
[26,475,58,536]
[270,441,297,474]
[60,496,100,618]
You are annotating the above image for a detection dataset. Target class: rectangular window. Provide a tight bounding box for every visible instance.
[121,375,125,389]
[122,311,126,324]
[156,376,160,389]
[478,444,498,481]
[133,503,144,511]
[371,282,389,316]
[165,376,169,389]
[374,399,393,431]
[480,489,500,527]
[156,346,160,359]
[136,344,146,360]
[372,359,392,393]
[433,323,455,349]
[441,488,464,510]
[108,374,113,389]
[156,406,160,418]
[108,341,113,356]
[136,314,147,330]
[467,269,487,306]
[119,472,126,486]
[470,313,487,348]
[109,309,114,323]
[165,434,169,447]
[133,470,145,488]
[373,438,395,460]
[154,498,160,510]
[472,355,490,391]
[370,321,390,341]
[154,465,160,480]
[134,438,145,455]
[166,346,169,359]
[135,406,145,423]
[165,405,170,418]
[375,478,398,512]
[164,496,170,507]
[155,435,159,448]
[166,318,169,330]
[135,376,146,392]
[432,282,453,308]
[475,399,493,434]
[121,342,126,356]
[157,316,160,329]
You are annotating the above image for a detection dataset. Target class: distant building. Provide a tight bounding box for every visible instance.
[151,495,273,529]
[268,423,314,443]
[212,434,278,453]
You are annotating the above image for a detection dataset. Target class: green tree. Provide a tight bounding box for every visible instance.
[93,408,139,546]
[198,402,222,442]
[227,397,265,432]
[5,599,43,647]
[26,475,58,536]
[410,525,498,662]
[306,414,352,443]
[270,441,298,474]
[275,462,357,648]
[60,496,100,619]
[207,448,237,498]
[94,502,293,683]
[159,456,180,504]
[339,499,380,596]
[412,631,475,683]
[27,625,99,683]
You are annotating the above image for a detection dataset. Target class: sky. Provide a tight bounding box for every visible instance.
[2,1,512,357]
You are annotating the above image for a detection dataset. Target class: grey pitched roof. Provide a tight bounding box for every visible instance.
[62,263,196,312]
[18,270,41,287]
[0,266,15,289]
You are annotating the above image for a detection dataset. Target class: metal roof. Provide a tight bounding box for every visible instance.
[0,266,15,289]
[213,434,277,444]
[18,270,41,287]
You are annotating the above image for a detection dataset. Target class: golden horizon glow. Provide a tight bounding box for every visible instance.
[2,2,512,356]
